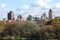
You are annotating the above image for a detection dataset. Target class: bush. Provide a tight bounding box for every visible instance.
[16,21,40,38]
[1,21,40,39]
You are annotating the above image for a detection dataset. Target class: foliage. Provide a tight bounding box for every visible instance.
[16,21,40,38]
[40,19,47,25]
[1,24,20,38]
[0,21,5,33]
[1,21,40,39]
[34,25,60,40]
[45,20,53,25]
[1,18,60,40]
[45,18,60,27]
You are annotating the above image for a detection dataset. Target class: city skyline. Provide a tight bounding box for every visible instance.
[0,0,60,20]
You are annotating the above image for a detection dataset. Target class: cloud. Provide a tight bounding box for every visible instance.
[16,0,60,19]
[55,3,60,8]
[35,0,51,6]
[15,5,30,19]
[19,5,30,15]
[0,10,8,20]
[16,4,48,19]
[16,2,52,19]
[0,3,7,8]
[20,5,30,10]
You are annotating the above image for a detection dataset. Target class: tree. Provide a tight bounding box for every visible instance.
[45,18,60,27]
[16,21,40,38]
[1,24,20,39]
[40,19,46,25]
[1,20,40,40]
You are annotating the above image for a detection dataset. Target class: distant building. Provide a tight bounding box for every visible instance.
[8,11,14,20]
[41,15,43,20]
[49,9,55,20]
[17,15,22,21]
[27,15,40,24]
[49,9,53,20]
[41,12,46,20]
[3,18,5,21]
[27,15,33,21]
[43,12,46,20]
[34,17,40,24]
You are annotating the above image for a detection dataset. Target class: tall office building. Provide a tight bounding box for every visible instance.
[41,12,46,20]
[17,15,22,21]
[43,12,46,20]
[8,11,14,20]
[27,15,33,21]
[49,9,53,20]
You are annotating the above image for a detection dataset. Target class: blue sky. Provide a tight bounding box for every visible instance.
[0,0,60,20]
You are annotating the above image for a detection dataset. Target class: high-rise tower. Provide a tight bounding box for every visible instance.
[49,9,53,20]
[8,11,14,20]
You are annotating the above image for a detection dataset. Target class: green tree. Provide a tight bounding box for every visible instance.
[1,21,40,40]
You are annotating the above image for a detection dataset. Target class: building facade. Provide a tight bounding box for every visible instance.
[27,15,40,24]
[8,11,14,20]
[49,9,53,20]
[17,15,22,21]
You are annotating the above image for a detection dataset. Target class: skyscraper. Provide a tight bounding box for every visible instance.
[41,12,46,20]
[49,9,53,20]
[17,15,22,21]
[27,15,32,21]
[8,11,14,20]
[43,12,46,20]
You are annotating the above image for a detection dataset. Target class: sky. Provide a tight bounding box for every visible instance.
[0,0,60,20]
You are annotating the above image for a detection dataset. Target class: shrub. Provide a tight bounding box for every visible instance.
[1,21,40,39]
